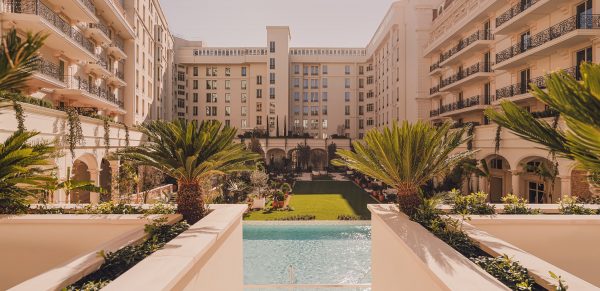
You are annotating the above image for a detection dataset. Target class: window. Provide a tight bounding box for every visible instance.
[303,66,309,76]
[206,106,217,116]
[311,66,319,75]
[241,67,247,77]
[293,106,300,115]
[206,93,217,103]
[241,106,247,116]
[241,93,247,103]
[241,80,247,90]
[225,106,231,116]
[322,92,328,102]
[359,66,364,75]
[345,92,351,102]
[256,102,262,112]
[359,79,364,89]
[322,78,328,88]
[270,73,276,84]
[257,75,262,84]
[322,105,327,115]
[345,105,350,115]
[519,68,531,93]
[303,106,309,116]
[367,118,374,126]
[193,106,198,116]
[575,47,593,80]
[294,65,300,74]
[344,119,350,129]
[311,79,319,89]
[269,58,275,69]
[359,119,364,129]
[311,92,319,102]
[526,161,541,173]
[367,104,374,112]
[193,66,198,76]
[303,92,309,102]
[491,158,503,170]
[269,87,275,99]
[322,119,328,129]
[256,89,262,98]
[345,65,351,75]
[310,119,319,129]
[241,119,247,128]
[257,115,263,125]
[225,80,231,90]
[293,92,300,102]
[293,78,300,88]
[193,93,198,102]
[520,31,531,52]
[269,103,276,114]
[303,79,308,89]
[345,78,351,88]
[322,65,328,75]
[225,93,231,103]
[269,41,276,53]
[359,106,364,115]
[225,120,230,127]
[225,67,231,76]
[359,92,364,102]
[206,80,217,90]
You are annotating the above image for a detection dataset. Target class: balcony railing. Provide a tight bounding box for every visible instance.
[4,0,96,55]
[430,61,441,72]
[495,67,578,100]
[89,22,110,38]
[496,15,600,64]
[496,0,541,28]
[67,76,124,107]
[114,69,125,80]
[79,0,96,15]
[112,36,125,52]
[439,30,493,63]
[440,95,484,114]
[531,108,560,119]
[430,85,440,95]
[36,58,64,82]
[94,54,109,70]
[440,62,493,89]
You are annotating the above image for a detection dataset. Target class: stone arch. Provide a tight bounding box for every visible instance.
[70,154,98,203]
[309,149,328,171]
[481,154,512,203]
[515,156,561,204]
[99,159,113,202]
[266,148,287,170]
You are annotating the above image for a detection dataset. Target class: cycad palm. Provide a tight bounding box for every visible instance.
[486,63,600,183]
[0,131,55,214]
[118,120,260,223]
[333,121,474,216]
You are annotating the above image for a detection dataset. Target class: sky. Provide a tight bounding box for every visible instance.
[159,0,398,47]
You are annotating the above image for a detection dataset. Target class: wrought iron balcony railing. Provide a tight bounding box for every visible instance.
[36,58,65,82]
[440,62,493,89]
[112,36,125,52]
[4,0,96,55]
[496,15,600,64]
[496,0,541,28]
[430,84,440,95]
[80,0,96,15]
[89,22,110,38]
[430,61,440,72]
[67,76,124,108]
[496,67,578,100]
[439,30,493,63]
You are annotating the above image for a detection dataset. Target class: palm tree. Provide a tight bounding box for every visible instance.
[463,158,492,193]
[0,131,55,214]
[38,168,104,203]
[486,63,600,183]
[333,121,474,216]
[0,29,46,93]
[117,120,260,223]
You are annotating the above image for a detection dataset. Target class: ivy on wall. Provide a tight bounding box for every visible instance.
[65,107,84,159]
[103,118,110,153]
[494,125,502,153]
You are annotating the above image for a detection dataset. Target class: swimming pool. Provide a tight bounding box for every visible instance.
[243,223,371,289]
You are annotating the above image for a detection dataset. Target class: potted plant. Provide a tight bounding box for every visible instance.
[280,183,292,195]
[272,190,286,208]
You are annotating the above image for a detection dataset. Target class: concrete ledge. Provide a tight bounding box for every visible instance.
[3,214,180,291]
[461,215,600,290]
[103,204,247,291]
[368,204,508,291]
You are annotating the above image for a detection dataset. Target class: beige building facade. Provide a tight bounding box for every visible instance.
[423,0,598,202]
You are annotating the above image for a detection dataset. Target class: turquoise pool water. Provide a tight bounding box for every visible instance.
[243,223,371,287]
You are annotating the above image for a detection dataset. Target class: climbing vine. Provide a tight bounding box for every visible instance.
[466,123,475,151]
[65,107,84,159]
[494,125,502,153]
[12,100,25,132]
[120,122,130,147]
[103,118,110,153]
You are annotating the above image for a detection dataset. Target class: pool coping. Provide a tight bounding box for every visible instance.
[242,220,372,226]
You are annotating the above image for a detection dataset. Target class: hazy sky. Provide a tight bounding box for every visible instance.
[159,0,398,47]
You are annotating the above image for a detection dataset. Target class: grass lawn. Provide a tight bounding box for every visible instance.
[244,181,377,220]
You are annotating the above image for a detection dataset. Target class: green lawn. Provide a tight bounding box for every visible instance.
[244,181,377,220]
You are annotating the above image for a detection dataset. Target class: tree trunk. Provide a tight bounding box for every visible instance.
[397,190,421,217]
[177,182,205,224]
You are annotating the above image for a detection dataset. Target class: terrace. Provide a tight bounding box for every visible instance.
[494,67,578,102]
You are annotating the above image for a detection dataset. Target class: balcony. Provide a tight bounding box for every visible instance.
[107,69,126,87]
[495,15,600,70]
[439,30,493,66]
[495,67,578,102]
[91,0,134,38]
[440,62,493,91]
[495,0,561,35]
[429,61,442,75]
[429,84,444,98]
[29,58,66,89]
[438,95,489,117]
[2,0,97,62]
[56,76,124,111]
[85,22,111,45]
[107,36,127,60]
[44,0,98,23]
[85,54,111,77]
